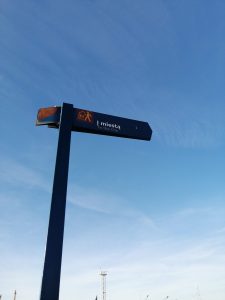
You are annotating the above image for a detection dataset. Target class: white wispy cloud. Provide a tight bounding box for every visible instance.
[0,157,50,191]
[58,202,225,299]
[67,184,157,229]
[60,224,225,300]
[128,87,225,149]
[1,183,224,300]
[2,0,224,150]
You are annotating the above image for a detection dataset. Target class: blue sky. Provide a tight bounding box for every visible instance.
[0,1,225,300]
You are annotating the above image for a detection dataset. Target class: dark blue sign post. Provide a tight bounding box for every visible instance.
[36,103,152,300]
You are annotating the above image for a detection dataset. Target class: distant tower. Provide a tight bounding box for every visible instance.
[100,271,107,300]
[196,286,202,300]
[13,291,16,300]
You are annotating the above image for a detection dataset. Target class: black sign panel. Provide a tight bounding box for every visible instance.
[36,105,152,141]
[73,108,152,140]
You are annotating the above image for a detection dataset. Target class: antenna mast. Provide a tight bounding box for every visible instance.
[100,271,107,300]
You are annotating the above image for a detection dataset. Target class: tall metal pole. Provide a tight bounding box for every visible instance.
[40,103,74,300]
[100,271,107,300]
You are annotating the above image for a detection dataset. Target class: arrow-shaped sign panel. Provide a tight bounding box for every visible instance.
[36,106,152,141]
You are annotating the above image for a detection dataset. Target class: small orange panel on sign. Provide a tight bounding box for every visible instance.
[36,106,61,126]
[38,107,58,120]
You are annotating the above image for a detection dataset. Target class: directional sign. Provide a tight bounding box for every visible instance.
[37,103,152,300]
[36,106,152,141]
